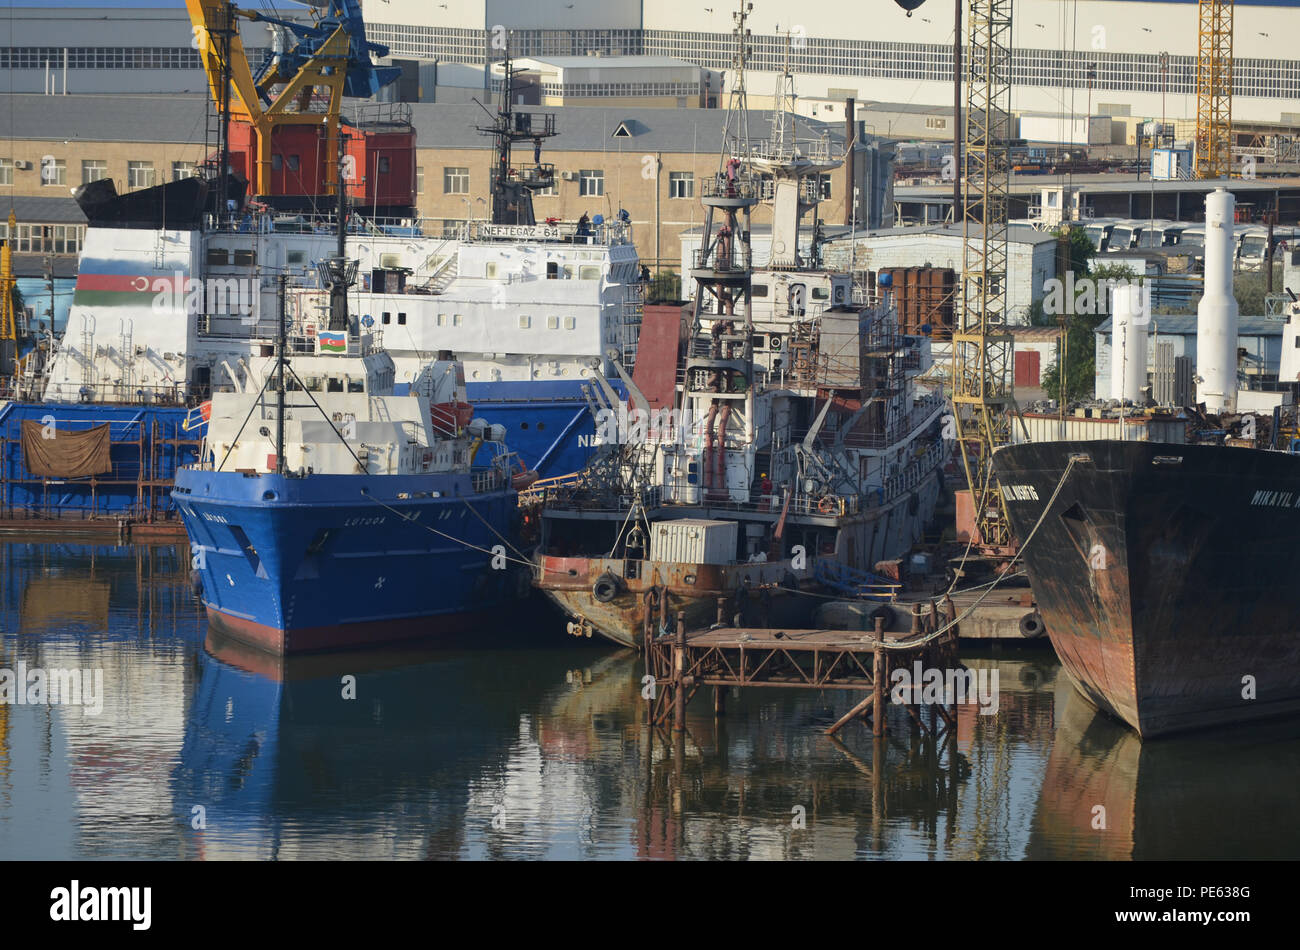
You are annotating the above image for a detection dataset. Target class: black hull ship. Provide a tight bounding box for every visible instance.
[992,438,1300,739]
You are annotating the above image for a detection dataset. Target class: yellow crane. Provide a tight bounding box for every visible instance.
[1,211,17,380]
[1195,0,1234,179]
[184,0,371,198]
[949,0,1019,557]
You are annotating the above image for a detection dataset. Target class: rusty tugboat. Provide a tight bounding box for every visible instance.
[528,26,949,648]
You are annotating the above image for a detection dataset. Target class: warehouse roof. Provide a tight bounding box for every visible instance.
[1,195,86,225]
[1095,313,1283,335]
[0,93,885,154]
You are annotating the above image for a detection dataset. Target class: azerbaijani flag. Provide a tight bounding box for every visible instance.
[318,331,347,354]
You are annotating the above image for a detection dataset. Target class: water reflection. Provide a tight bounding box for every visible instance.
[2,539,1297,860]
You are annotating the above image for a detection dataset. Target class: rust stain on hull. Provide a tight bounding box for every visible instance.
[994,439,1300,738]
[535,555,813,648]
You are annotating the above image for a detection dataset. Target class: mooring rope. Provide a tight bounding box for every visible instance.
[869,454,1079,651]
[360,490,536,569]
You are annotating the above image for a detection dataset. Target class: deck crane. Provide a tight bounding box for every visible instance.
[184,0,400,200]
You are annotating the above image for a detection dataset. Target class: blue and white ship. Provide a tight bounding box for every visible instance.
[174,299,528,654]
[3,5,640,524]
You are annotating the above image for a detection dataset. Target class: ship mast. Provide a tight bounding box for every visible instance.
[685,1,760,503]
[476,44,558,226]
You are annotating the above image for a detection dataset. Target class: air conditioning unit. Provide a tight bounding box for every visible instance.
[13,160,31,170]
[560,171,578,181]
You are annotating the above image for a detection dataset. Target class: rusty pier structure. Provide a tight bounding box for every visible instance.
[645,596,963,740]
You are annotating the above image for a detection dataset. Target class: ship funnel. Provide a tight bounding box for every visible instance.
[1110,282,1149,403]
[1195,187,1238,412]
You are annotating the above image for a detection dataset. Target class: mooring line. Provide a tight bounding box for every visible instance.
[460,495,532,565]
[874,455,1079,650]
[360,491,536,569]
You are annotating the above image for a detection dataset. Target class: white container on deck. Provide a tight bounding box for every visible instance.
[649,519,739,565]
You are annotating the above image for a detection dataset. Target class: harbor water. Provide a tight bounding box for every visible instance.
[1,538,1297,861]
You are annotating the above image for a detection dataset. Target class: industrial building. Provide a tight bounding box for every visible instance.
[363,0,1300,128]
[1093,312,1284,402]
[0,3,296,95]
[0,93,894,272]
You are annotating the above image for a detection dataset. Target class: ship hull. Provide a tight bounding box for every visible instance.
[993,439,1300,738]
[173,469,524,654]
[535,555,815,648]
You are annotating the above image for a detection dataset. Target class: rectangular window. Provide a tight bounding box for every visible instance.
[397,312,406,325]
[453,314,463,326]
[547,316,559,329]
[416,166,424,193]
[443,166,469,194]
[518,315,531,329]
[378,156,390,174]
[668,171,694,199]
[579,168,604,197]
[436,314,447,326]
[382,312,391,324]
[925,117,947,130]
[172,161,196,181]
[535,180,557,196]
[563,316,576,330]
[818,173,832,199]
[41,159,67,187]
[82,159,108,184]
[0,160,11,186]
[286,155,300,172]
[127,161,155,189]
[579,265,601,280]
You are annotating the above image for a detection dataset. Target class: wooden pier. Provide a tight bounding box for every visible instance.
[645,597,963,739]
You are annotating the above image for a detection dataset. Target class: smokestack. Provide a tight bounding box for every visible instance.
[1111,282,1149,403]
[1195,187,1239,412]
[844,98,856,227]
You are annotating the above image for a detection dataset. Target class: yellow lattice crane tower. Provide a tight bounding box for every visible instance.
[1,211,18,380]
[1195,0,1234,179]
[950,0,1019,557]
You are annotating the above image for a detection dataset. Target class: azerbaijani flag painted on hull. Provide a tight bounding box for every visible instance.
[318,331,347,354]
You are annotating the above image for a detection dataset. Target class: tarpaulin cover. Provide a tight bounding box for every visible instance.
[19,420,112,478]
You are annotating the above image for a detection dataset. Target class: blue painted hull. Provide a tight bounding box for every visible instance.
[173,468,525,654]
[464,379,625,477]
[2,378,621,519]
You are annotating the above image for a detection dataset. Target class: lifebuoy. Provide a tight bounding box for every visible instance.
[1019,612,1046,639]
[593,572,621,603]
[818,495,836,514]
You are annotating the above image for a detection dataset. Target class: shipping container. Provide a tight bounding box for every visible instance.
[649,518,739,565]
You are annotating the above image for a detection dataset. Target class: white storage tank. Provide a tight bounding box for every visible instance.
[1110,282,1149,402]
[1195,188,1239,413]
[649,519,739,565]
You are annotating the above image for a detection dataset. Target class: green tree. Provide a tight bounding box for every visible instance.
[1232,264,1284,315]
[1052,223,1096,276]
[1040,262,1138,403]
[647,270,681,303]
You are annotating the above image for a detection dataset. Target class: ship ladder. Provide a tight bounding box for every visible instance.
[182,401,212,433]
